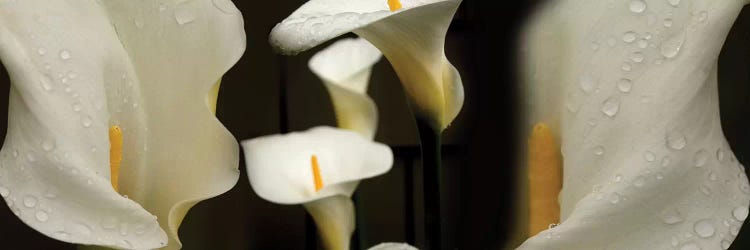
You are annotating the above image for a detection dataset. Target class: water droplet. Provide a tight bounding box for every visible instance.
[58,50,71,60]
[579,74,597,93]
[12,150,18,158]
[39,77,53,91]
[717,148,725,161]
[630,52,645,63]
[81,116,92,128]
[26,152,36,162]
[594,146,605,156]
[621,63,632,72]
[629,0,647,13]
[37,47,47,56]
[174,5,196,25]
[42,140,55,151]
[633,176,646,187]
[602,97,621,117]
[133,19,144,29]
[614,174,623,183]
[73,222,93,237]
[734,206,748,221]
[53,231,70,240]
[698,11,708,23]
[668,0,681,7]
[0,186,9,197]
[623,31,637,43]
[656,172,665,180]
[72,102,82,112]
[731,226,740,236]
[693,149,708,167]
[664,18,674,27]
[23,195,37,208]
[694,219,715,238]
[663,210,684,224]
[617,78,633,93]
[700,185,711,196]
[609,192,621,204]
[211,0,237,14]
[35,211,48,222]
[661,31,686,58]
[134,224,146,235]
[666,130,687,150]
[644,151,656,162]
[101,216,118,230]
[119,222,129,236]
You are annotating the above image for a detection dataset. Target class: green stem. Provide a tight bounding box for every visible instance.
[416,118,442,250]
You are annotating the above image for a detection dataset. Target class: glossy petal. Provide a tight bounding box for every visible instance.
[519,0,750,249]
[241,126,393,205]
[270,0,464,131]
[0,0,245,248]
[310,37,381,138]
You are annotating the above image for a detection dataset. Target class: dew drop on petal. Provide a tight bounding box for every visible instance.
[617,78,633,93]
[58,50,71,60]
[633,176,646,187]
[693,149,708,167]
[668,0,681,7]
[609,192,621,204]
[663,210,684,225]
[39,77,53,92]
[42,140,55,151]
[0,186,9,198]
[693,219,715,238]
[629,0,647,13]
[81,116,92,128]
[23,195,37,208]
[644,151,656,162]
[37,47,47,56]
[666,130,687,150]
[594,146,605,156]
[733,206,748,222]
[630,52,644,63]
[35,211,48,222]
[623,31,637,43]
[174,5,196,25]
[602,97,621,117]
[661,31,686,59]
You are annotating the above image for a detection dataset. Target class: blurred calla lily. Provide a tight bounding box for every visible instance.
[242,127,394,250]
[0,0,245,249]
[368,242,418,250]
[270,0,465,131]
[309,37,382,139]
[519,0,750,249]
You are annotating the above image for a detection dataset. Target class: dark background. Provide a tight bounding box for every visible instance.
[2,1,750,250]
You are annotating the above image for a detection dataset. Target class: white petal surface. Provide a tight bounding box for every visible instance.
[270,0,464,130]
[97,0,245,248]
[0,1,163,248]
[0,0,245,249]
[310,37,381,138]
[520,0,750,249]
[242,126,393,204]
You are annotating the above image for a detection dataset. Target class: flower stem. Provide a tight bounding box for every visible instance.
[416,118,442,250]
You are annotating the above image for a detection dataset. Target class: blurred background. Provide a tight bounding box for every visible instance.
[2,0,750,249]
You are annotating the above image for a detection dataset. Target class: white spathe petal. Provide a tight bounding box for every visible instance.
[0,1,164,249]
[519,0,750,249]
[271,0,464,131]
[303,195,356,250]
[310,37,381,138]
[241,126,394,205]
[97,0,246,248]
[368,242,419,250]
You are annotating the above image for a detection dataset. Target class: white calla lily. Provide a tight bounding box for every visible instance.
[309,37,382,139]
[520,0,750,249]
[270,0,464,131]
[0,0,245,249]
[242,126,394,250]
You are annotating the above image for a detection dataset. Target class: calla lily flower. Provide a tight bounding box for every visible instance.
[242,127,394,250]
[519,0,750,249]
[0,0,245,249]
[309,37,382,139]
[269,0,465,131]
